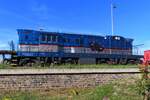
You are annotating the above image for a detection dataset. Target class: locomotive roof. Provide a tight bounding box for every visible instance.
[17,29,134,41]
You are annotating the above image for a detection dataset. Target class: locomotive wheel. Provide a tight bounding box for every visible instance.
[71,59,78,64]
[96,60,101,64]
[107,61,113,65]
[107,59,117,65]
[20,59,38,67]
[119,59,127,65]
[26,61,37,67]
[3,59,10,65]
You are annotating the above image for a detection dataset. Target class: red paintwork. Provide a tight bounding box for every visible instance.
[144,50,150,61]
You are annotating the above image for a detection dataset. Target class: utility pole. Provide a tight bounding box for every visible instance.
[109,0,116,54]
[110,0,116,36]
[133,44,144,55]
[8,40,15,51]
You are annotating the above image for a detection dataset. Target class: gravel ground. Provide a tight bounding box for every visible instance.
[0,68,141,75]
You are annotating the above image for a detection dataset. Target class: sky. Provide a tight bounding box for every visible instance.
[0,0,149,54]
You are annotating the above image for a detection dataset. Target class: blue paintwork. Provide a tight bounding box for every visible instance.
[17,29,134,58]
[17,29,133,49]
[17,51,142,60]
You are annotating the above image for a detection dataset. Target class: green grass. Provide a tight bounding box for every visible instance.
[0,63,138,69]
[51,64,138,69]
[0,64,10,69]
[0,92,63,100]
[0,82,143,100]
[73,83,142,100]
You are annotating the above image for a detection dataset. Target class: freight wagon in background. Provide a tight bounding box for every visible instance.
[144,50,150,64]
[9,29,143,66]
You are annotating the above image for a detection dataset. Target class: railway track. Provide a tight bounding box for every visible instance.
[0,68,141,75]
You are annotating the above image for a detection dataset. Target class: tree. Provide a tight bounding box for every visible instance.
[8,40,15,51]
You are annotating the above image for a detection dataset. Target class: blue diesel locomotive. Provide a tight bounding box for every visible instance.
[13,29,142,65]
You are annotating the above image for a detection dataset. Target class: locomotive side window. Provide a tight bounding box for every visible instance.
[80,39,83,45]
[41,34,46,42]
[56,36,58,42]
[52,36,56,42]
[63,38,67,43]
[52,35,58,42]
[75,38,83,45]
[63,38,70,43]
[68,39,70,43]
[47,35,51,42]
[75,39,80,44]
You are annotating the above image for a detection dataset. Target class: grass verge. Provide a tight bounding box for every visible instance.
[0,63,138,69]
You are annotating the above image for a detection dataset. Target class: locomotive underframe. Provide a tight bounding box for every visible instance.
[12,52,143,66]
